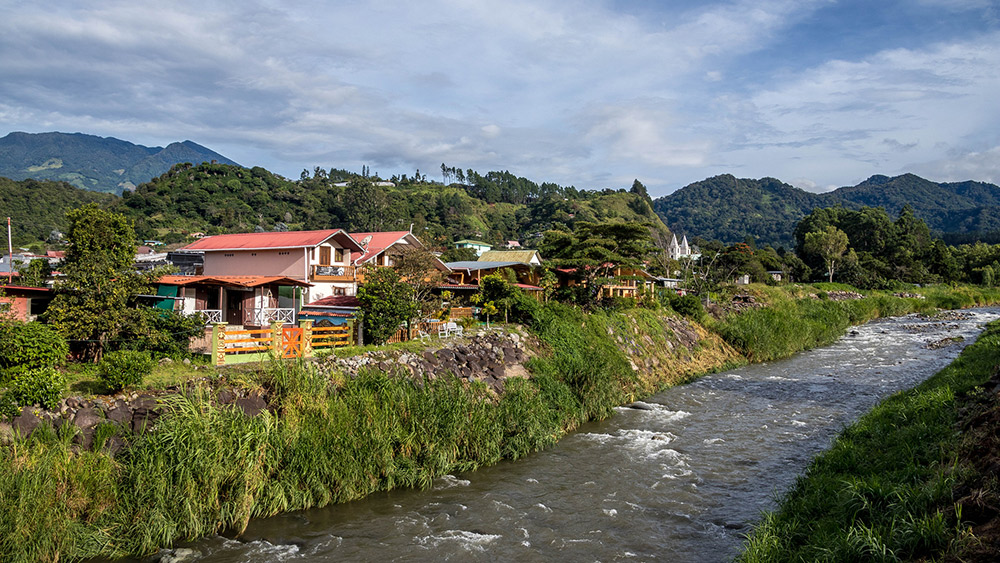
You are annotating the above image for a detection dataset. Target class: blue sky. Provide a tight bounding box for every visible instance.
[2,0,999,196]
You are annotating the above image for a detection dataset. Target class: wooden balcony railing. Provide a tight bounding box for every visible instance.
[310,264,357,281]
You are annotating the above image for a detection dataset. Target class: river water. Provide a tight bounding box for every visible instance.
[166,308,998,562]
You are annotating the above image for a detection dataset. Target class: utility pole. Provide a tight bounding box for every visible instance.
[6,217,11,259]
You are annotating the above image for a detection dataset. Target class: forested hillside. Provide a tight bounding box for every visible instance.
[653,173,1000,248]
[0,177,116,249]
[113,163,670,247]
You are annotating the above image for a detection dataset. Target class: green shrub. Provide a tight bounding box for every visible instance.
[6,367,64,410]
[97,350,154,392]
[0,322,68,379]
[668,294,704,319]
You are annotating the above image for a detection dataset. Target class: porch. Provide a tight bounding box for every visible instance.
[157,275,312,327]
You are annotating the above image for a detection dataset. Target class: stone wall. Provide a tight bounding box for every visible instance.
[318,328,535,394]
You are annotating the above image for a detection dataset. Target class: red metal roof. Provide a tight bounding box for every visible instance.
[349,231,412,264]
[0,284,50,293]
[158,275,312,287]
[181,229,363,252]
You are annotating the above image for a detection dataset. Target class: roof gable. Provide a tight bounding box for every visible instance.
[181,229,364,252]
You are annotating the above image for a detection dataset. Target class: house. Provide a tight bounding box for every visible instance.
[350,231,449,282]
[504,240,521,249]
[555,265,657,299]
[179,229,366,301]
[477,249,542,266]
[440,261,544,301]
[156,274,312,327]
[767,270,784,283]
[454,239,492,257]
[0,284,52,321]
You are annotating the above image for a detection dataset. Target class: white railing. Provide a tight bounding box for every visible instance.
[250,307,295,326]
[189,309,223,324]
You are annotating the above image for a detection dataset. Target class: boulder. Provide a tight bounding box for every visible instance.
[73,407,102,430]
[234,395,267,417]
[12,407,40,437]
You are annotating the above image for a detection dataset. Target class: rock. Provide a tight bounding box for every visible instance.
[624,401,654,411]
[106,400,133,426]
[154,547,203,563]
[183,358,192,365]
[158,357,174,366]
[217,388,236,405]
[422,350,439,365]
[12,407,40,437]
[73,407,102,430]
[234,395,267,417]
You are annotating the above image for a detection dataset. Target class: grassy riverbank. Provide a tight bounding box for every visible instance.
[1,284,997,561]
[0,304,739,561]
[739,318,1000,562]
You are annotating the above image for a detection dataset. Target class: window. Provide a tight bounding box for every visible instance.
[335,248,344,263]
[224,253,235,257]
[333,287,346,296]
[320,246,332,265]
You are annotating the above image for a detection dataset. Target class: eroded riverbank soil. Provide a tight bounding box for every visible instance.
[950,366,1000,562]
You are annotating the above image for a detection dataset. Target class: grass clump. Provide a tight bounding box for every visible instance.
[738,320,1000,563]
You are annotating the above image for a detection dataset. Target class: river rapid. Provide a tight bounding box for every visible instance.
[156,308,999,562]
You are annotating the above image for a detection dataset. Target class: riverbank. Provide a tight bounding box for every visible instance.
[738,317,1000,562]
[1,284,998,561]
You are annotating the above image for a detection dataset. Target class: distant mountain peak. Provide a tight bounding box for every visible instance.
[0,131,239,194]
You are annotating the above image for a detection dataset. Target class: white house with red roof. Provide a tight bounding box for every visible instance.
[162,228,444,326]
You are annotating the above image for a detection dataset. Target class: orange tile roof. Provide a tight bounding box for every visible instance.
[181,229,363,252]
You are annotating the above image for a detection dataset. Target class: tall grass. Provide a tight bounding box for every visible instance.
[739,320,1000,562]
[712,284,1000,362]
[2,303,732,561]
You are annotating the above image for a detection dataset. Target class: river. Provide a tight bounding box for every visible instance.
[156,308,1000,562]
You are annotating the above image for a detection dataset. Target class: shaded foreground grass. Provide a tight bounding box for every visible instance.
[738,319,1000,562]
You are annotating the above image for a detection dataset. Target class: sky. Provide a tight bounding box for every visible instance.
[2,0,999,197]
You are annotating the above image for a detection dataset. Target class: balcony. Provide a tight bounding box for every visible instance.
[187,309,223,324]
[310,264,356,282]
[250,307,296,326]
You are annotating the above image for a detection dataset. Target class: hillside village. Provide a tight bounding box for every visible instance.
[2,224,700,351]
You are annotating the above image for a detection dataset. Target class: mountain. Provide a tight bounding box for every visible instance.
[0,131,239,194]
[652,173,1000,248]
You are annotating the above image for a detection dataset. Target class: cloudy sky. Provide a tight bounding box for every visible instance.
[2,0,999,196]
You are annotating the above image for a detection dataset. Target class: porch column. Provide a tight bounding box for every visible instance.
[212,322,228,366]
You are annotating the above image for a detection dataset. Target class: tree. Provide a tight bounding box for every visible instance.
[804,226,849,283]
[45,205,149,360]
[392,246,447,311]
[356,266,418,345]
[15,258,51,288]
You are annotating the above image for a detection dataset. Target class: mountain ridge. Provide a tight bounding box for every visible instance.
[652,173,1000,248]
[0,131,239,194]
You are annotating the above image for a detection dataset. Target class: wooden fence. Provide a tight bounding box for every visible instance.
[211,320,354,366]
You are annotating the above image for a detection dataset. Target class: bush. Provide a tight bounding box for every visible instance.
[98,350,154,392]
[0,322,68,379]
[5,367,64,409]
[668,294,704,319]
[118,309,206,356]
